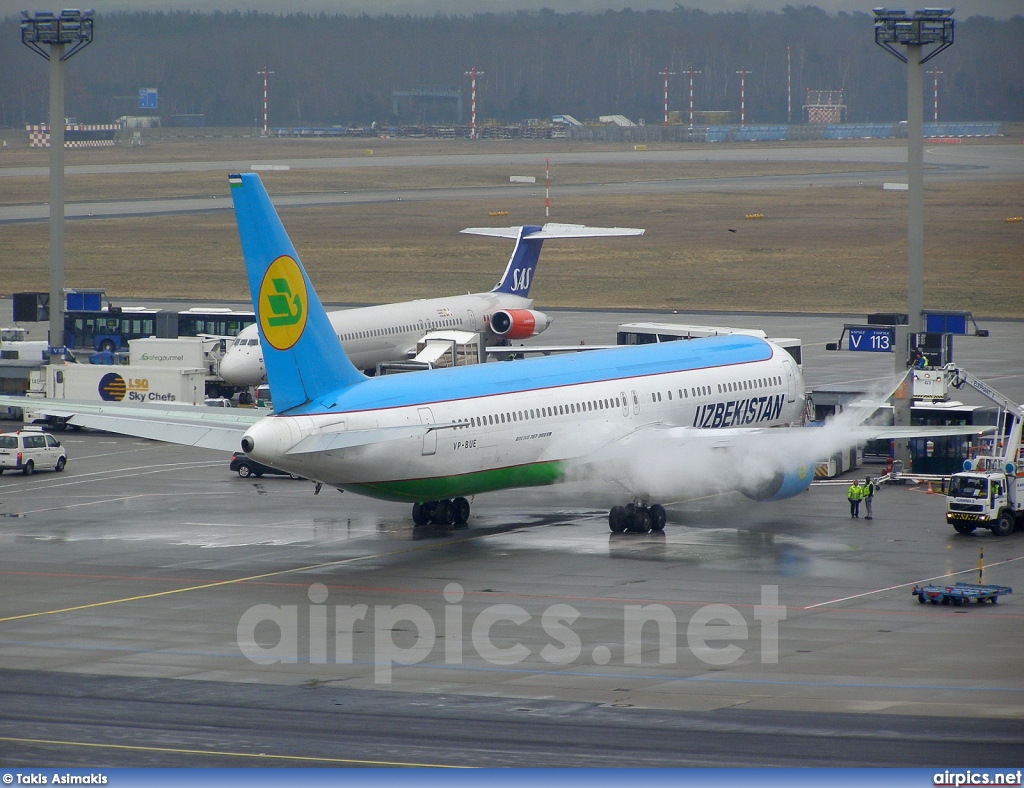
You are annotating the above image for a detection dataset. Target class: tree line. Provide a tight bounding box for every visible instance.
[1,6,1020,129]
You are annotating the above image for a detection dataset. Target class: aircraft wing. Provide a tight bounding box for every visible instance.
[573,419,998,503]
[676,423,995,443]
[0,396,258,452]
[461,223,645,239]
[848,424,995,441]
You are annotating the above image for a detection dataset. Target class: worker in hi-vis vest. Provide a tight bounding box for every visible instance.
[847,480,864,518]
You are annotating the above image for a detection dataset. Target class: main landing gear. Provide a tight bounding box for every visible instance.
[412,497,471,528]
[609,502,666,534]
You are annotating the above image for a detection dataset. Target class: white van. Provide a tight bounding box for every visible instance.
[0,427,67,475]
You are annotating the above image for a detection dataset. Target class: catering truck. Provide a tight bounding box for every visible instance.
[23,363,205,428]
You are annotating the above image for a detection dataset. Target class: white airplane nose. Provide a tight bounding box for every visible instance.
[219,349,264,387]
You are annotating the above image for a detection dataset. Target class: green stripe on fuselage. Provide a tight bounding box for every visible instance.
[344,460,565,503]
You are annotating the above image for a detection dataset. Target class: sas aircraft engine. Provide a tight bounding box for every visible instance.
[736,460,814,502]
[489,309,551,340]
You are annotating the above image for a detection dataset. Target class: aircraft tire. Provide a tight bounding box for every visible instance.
[629,507,651,534]
[433,499,456,526]
[412,502,431,526]
[609,506,627,533]
[453,497,471,526]
[649,504,667,532]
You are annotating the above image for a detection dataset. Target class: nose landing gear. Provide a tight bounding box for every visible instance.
[609,502,666,534]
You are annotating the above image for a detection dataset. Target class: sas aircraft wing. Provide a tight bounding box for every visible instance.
[0,396,259,452]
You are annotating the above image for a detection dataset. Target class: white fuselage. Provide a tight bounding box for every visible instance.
[244,338,804,502]
[219,292,534,386]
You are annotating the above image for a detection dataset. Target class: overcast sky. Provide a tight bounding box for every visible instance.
[2,0,1020,18]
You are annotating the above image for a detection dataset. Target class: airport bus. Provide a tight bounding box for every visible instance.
[863,402,1000,475]
[64,307,255,353]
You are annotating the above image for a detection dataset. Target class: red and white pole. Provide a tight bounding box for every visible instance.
[787,47,792,124]
[258,67,274,138]
[689,67,693,126]
[465,67,484,139]
[688,66,701,127]
[659,67,675,126]
[545,157,550,218]
[736,69,752,126]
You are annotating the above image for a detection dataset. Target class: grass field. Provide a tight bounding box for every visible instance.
[1,138,1021,317]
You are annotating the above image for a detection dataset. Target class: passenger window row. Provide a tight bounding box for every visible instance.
[341,317,464,342]
[455,396,626,429]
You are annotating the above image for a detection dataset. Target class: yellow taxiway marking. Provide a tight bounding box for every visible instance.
[0,735,465,768]
[0,536,475,625]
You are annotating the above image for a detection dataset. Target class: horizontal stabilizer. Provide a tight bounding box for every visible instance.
[0,396,257,452]
[287,422,460,455]
[461,223,645,240]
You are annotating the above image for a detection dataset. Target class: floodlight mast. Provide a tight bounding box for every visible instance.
[873,7,954,462]
[872,7,953,341]
[20,9,95,364]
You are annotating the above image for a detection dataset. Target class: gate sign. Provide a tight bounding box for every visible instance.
[848,327,894,352]
[139,88,158,110]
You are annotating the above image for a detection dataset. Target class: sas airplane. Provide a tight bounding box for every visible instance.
[218,221,644,388]
[4,174,990,533]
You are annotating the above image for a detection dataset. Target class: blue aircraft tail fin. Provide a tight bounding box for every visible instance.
[458,222,646,297]
[229,173,364,413]
[491,225,544,296]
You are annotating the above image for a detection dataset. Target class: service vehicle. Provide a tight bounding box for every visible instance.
[229,451,299,479]
[943,367,1024,536]
[0,427,66,475]
[912,581,1012,605]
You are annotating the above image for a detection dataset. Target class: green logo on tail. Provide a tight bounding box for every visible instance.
[266,278,304,327]
[259,256,308,351]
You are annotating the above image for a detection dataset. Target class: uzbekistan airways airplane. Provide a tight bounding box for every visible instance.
[3,174,989,533]
[218,221,644,387]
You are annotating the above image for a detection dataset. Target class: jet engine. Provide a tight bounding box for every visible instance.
[489,309,551,339]
[737,461,813,501]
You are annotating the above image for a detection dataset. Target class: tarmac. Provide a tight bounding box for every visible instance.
[0,308,1022,766]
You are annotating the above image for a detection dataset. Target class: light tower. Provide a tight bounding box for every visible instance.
[873,8,954,340]
[873,7,954,462]
[465,67,484,139]
[929,66,943,121]
[257,66,274,137]
[735,69,753,126]
[20,9,95,364]
[686,66,701,127]
[659,67,675,126]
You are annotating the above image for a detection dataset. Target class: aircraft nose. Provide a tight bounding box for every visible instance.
[219,349,262,386]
